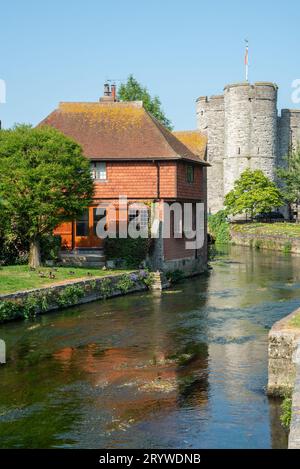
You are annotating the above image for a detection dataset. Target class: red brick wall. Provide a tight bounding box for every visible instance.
[177,162,204,200]
[93,161,177,199]
[158,162,177,199]
[164,236,196,261]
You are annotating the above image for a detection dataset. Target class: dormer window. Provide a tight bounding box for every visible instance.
[91,161,106,181]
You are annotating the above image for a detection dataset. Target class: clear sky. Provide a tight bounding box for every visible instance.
[0,0,300,130]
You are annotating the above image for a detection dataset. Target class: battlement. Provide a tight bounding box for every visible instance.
[196,94,224,103]
[224,81,278,91]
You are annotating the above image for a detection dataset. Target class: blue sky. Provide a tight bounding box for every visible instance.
[0,0,299,130]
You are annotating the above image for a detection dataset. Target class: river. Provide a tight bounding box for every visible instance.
[1,246,300,448]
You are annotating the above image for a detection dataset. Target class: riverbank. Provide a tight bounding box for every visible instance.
[268,308,300,448]
[231,223,300,254]
[0,270,152,324]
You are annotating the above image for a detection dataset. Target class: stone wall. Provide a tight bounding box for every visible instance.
[0,272,148,322]
[230,230,300,254]
[268,309,300,396]
[289,353,300,449]
[196,95,224,214]
[268,309,300,448]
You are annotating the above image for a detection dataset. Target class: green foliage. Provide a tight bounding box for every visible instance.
[0,223,29,265]
[208,210,230,244]
[0,125,94,266]
[104,236,150,268]
[99,278,113,298]
[0,301,22,322]
[283,242,292,254]
[56,285,85,307]
[118,75,173,130]
[140,271,155,288]
[166,269,185,284]
[40,235,61,262]
[280,396,292,428]
[254,240,261,250]
[224,169,283,218]
[0,291,51,323]
[116,274,135,293]
[277,146,300,206]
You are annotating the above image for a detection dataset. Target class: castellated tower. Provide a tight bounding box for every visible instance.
[196,82,293,214]
[197,95,225,214]
[278,109,300,162]
[223,83,278,196]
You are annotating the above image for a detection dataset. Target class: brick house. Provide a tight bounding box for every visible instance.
[40,86,209,273]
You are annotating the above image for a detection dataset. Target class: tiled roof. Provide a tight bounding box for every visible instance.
[39,101,209,165]
[173,131,207,160]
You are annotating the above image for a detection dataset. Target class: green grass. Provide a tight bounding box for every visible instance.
[0,265,127,295]
[231,222,300,238]
[289,313,300,328]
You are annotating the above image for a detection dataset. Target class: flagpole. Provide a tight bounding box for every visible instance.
[245,39,249,82]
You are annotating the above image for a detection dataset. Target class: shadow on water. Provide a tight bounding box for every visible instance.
[0,246,295,448]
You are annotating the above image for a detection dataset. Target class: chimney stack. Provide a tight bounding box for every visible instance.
[104,83,111,97]
[100,82,117,102]
[111,84,117,102]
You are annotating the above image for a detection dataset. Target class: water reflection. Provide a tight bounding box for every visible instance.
[0,246,296,448]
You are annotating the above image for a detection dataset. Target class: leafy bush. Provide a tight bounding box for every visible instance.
[208,210,230,245]
[99,278,113,298]
[0,300,22,322]
[104,236,151,268]
[57,285,85,307]
[166,269,185,284]
[139,270,155,288]
[116,274,135,293]
[280,396,292,428]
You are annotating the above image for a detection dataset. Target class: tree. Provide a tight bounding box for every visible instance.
[277,146,300,220]
[224,169,283,219]
[118,75,173,130]
[0,125,94,267]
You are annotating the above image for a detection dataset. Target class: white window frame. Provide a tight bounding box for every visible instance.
[128,206,149,231]
[91,161,107,181]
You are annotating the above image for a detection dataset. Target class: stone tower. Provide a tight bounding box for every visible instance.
[196,81,298,214]
[197,94,225,214]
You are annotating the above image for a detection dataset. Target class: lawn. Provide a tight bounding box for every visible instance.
[289,313,300,328]
[231,222,300,238]
[0,265,126,295]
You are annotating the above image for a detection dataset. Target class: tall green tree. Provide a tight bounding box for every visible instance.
[0,125,94,267]
[118,75,173,130]
[224,169,283,219]
[277,146,300,218]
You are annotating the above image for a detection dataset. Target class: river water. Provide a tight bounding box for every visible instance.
[1,246,300,449]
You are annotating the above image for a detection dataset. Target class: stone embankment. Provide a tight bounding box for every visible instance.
[0,271,151,323]
[231,229,300,254]
[268,309,300,448]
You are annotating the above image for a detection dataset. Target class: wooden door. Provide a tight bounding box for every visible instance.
[75,207,105,248]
